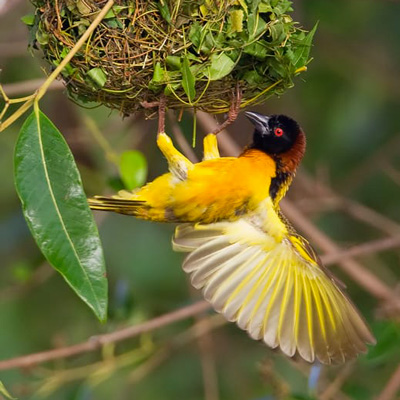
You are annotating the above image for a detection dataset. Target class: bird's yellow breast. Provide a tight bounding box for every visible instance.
[150,149,277,223]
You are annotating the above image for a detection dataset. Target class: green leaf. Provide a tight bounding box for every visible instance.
[152,62,165,83]
[181,56,196,102]
[0,381,16,400]
[119,150,148,190]
[243,41,268,59]
[247,12,268,40]
[165,56,181,70]
[14,109,108,321]
[21,14,35,26]
[189,22,201,50]
[157,0,171,24]
[86,68,107,89]
[291,22,318,68]
[205,53,235,81]
[149,62,165,91]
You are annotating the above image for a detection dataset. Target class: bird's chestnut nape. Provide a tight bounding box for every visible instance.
[245,112,302,155]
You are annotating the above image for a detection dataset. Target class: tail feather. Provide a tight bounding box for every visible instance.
[88,196,146,216]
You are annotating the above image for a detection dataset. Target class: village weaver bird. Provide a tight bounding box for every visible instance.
[89,112,375,364]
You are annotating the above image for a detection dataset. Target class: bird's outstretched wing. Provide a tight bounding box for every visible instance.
[173,219,375,364]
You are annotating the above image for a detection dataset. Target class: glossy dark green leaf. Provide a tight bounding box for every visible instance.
[119,150,148,190]
[14,109,108,321]
[181,55,196,102]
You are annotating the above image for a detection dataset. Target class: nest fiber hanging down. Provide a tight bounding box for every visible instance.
[29,0,316,116]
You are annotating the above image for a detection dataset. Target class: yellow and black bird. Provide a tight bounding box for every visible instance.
[89,112,375,364]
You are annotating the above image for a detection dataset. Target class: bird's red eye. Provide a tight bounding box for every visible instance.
[274,127,284,137]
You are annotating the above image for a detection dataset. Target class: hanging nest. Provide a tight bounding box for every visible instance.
[28,0,316,116]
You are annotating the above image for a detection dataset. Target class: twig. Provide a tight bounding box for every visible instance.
[340,134,400,193]
[282,200,400,310]
[321,236,400,265]
[297,172,400,236]
[376,364,400,400]
[319,363,354,400]
[0,300,210,371]
[0,0,115,132]
[0,79,64,97]
[128,315,225,385]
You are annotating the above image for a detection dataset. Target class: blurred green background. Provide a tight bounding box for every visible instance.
[1,0,400,399]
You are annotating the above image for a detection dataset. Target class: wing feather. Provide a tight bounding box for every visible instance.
[173,219,375,364]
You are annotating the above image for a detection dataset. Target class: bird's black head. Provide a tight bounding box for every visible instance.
[245,112,302,155]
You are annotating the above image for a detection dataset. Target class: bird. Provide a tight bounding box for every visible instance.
[89,111,376,364]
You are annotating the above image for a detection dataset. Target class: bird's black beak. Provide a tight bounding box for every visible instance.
[244,111,270,135]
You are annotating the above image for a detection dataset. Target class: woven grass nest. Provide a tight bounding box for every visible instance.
[29,0,316,116]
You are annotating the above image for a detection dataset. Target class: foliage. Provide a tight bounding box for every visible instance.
[14,108,108,320]
[26,0,315,115]
[0,0,400,399]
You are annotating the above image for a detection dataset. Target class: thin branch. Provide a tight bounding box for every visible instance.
[297,172,400,237]
[376,364,400,400]
[0,0,115,132]
[0,300,210,371]
[282,200,400,310]
[319,363,354,400]
[128,315,225,385]
[340,134,400,194]
[1,79,64,97]
[321,236,400,265]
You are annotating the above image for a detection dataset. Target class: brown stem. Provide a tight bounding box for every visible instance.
[0,300,209,371]
[321,236,400,265]
[282,199,400,310]
[376,364,400,400]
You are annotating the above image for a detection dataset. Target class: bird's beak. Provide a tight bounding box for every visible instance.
[244,111,270,135]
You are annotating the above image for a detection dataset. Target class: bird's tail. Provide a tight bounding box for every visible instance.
[88,195,147,217]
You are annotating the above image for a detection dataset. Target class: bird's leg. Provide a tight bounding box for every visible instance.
[210,84,242,135]
[157,133,193,181]
[157,95,166,135]
[202,134,220,160]
[154,95,193,180]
